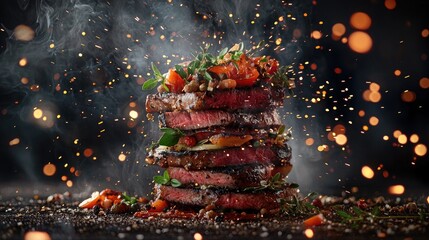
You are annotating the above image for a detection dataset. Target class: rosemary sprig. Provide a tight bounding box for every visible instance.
[335,205,429,223]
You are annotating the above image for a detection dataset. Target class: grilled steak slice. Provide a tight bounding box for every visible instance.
[146,144,292,170]
[145,87,284,113]
[159,109,281,130]
[154,184,297,210]
[167,165,273,188]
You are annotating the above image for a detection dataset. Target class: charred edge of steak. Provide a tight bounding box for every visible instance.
[166,165,273,189]
[145,87,284,113]
[159,109,282,131]
[154,184,297,210]
[146,144,292,170]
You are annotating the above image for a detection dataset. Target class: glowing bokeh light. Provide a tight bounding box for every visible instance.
[419,77,429,88]
[19,57,28,67]
[401,90,416,102]
[333,124,346,134]
[335,134,347,146]
[311,30,322,40]
[415,144,427,156]
[66,180,73,187]
[13,24,35,42]
[350,12,372,30]
[394,69,401,76]
[305,138,315,146]
[33,109,43,119]
[43,163,56,176]
[398,134,407,144]
[384,0,396,10]
[393,130,402,138]
[9,138,20,146]
[422,29,429,38]
[348,31,372,53]
[361,166,375,179]
[332,23,346,37]
[388,185,405,195]
[369,116,379,126]
[368,91,381,103]
[409,134,419,143]
[369,82,380,92]
[83,148,94,157]
[304,228,314,238]
[118,153,127,161]
[21,77,29,84]
[194,233,203,240]
[129,110,139,119]
[24,231,51,240]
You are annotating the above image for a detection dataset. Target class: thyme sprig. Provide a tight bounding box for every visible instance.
[279,192,319,215]
[244,173,299,192]
[271,65,295,92]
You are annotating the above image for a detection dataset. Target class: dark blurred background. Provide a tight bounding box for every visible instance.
[0,0,428,198]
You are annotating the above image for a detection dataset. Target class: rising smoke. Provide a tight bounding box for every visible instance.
[0,0,329,196]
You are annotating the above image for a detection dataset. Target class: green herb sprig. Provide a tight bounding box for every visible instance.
[335,205,429,224]
[153,170,182,187]
[121,192,138,205]
[158,128,184,146]
[271,65,295,93]
[244,173,299,192]
[142,63,168,91]
[279,192,319,216]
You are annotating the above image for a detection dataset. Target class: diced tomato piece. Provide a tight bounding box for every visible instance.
[208,65,233,75]
[166,69,185,93]
[183,136,197,147]
[266,58,278,75]
[235,68,259,87]
[100,188,121,197]
[149,199,169,212]
[253,57,279,75]
[303,213,324,227]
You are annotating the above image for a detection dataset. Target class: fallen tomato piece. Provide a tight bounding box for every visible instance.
[303,213,324,227]
[149,199,169,212]
[78,191,100,209]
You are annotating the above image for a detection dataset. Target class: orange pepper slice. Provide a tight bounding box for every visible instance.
[209,134,253,147]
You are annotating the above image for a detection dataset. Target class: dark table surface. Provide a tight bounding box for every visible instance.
[1,184,428,240]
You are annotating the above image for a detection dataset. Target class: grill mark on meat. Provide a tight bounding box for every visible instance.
[146,87,284,113]
[160,109,282,130]
[146,145,292,170]
[167,165,273,188]
[154,184,297,210]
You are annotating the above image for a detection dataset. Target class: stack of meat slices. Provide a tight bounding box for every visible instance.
[145,87,296,211]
